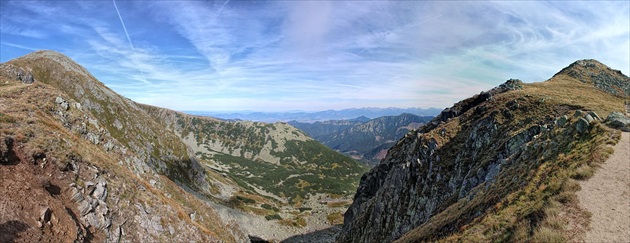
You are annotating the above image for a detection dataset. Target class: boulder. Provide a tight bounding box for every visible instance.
[606,112,630,129]
[576,118,590,133]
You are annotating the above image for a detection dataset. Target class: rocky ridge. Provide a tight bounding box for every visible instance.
[0,51,244,242]
[338,60,629,242]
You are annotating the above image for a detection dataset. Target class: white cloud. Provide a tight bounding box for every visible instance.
[1,0,627,112]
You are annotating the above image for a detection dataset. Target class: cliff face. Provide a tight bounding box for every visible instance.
[338,61,629,242]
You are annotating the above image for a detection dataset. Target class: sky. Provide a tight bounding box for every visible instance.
[1,1,629,112]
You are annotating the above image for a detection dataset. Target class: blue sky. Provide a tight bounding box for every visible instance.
[1,1,628,112]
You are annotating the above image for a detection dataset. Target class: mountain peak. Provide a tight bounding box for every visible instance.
[11,50,91,78]
[554,59,629,96]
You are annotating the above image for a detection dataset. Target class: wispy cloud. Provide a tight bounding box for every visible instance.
[1,0,628,112]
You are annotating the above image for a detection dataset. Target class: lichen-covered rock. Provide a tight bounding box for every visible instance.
[606,112,630,129]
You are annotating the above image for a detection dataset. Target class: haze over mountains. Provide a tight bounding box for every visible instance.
[191,107,441,123]
[290,113,434,166]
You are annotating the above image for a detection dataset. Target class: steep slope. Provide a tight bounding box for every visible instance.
[290,114,433,166]
[288,117,369,139]
[338,60,629,242]
[314,114,433,166]
[0,51,241,242]
[140,105,368,201]
[0,51,208,192]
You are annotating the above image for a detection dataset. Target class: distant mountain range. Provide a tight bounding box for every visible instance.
[188,107,441,123]
[289,113,434,166]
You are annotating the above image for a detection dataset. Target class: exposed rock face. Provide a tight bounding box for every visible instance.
[337,65,628,242]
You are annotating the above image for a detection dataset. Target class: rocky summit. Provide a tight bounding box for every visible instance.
[338,60,629,242]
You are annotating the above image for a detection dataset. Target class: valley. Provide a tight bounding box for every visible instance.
[1,51,629,243]
[0,51,366,242]
[290,113,434,166]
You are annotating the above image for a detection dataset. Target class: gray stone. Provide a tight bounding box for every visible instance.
[78,200,93,216]
[556,115,568,126]
[86,133,100,145]
[104,141,115,152]
[606,112,630,128]
[93,181,107,201]
[55,96,69,111]
[71,187,84,202]
[576,118,590,133]
[18,69,34,84]
[585,114,594,123]
[588,111,601,120]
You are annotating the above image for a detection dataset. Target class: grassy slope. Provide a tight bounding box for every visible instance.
[395,72,626,242]
[0,77,238,241]
[140,106,369,201]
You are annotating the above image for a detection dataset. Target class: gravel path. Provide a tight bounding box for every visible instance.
[576,132,630,242]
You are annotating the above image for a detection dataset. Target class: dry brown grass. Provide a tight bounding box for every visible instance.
[394,71,625,242]
[327,212,344,225]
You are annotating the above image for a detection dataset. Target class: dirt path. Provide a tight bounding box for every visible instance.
[576,132,630,242]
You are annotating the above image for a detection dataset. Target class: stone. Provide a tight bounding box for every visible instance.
[576,118,590,133]
[588,111,601,120]
[93,181,107,201]
[39,207,52,228]
[78,200,93,216]
[86,133,100,145]
[556,115,568,127]
[104,141,115,152]
[55,96,69,111]
[498,79,524,90]
[71,187,84,202]
[17,69,34,84]
[585,114,594,123]
[606,112,630,128]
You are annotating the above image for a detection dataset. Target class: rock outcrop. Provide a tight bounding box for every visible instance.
[338,61,629,242]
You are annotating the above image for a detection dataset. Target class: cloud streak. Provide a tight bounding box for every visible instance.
[1,0,628,112]
[112,0,148,84]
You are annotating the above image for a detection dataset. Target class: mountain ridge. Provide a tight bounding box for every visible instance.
[337,59,629,242]
[194,107,441,123]
[0,50,365,242]
[290,113,434,166]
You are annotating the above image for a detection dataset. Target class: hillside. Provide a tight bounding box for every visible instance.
[291,114,433,166]
[338,60,629,242]
[0,51,240,242]
[288,117,369,139]
[0,50,368,242]
[140,105,368,201]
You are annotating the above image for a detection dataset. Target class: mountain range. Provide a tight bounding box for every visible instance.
[191,107,441,123]
[290,113,434,166]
